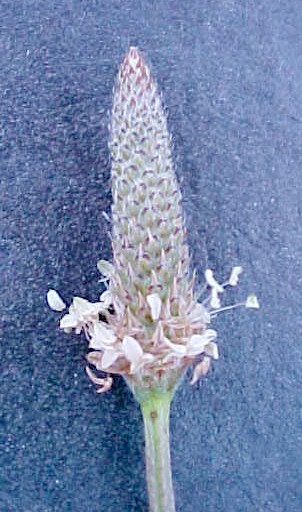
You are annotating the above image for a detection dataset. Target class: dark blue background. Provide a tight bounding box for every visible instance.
[1,1,302,511]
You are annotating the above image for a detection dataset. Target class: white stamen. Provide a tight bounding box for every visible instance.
[47,289,66,311]
[245,294,260,309]
[210,288,221,309]
[204,269,224,293]
[228,266,243,286]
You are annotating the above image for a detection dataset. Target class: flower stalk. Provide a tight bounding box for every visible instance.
[139,391,175,512]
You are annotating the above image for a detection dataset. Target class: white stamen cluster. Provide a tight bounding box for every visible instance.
[48,265,258,392]
[47,48,259,393]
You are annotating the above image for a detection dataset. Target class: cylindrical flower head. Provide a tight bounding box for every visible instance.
[49,48,258,394]
[109,47,191,312]
[98,47,213,393]
[50,48,224,394]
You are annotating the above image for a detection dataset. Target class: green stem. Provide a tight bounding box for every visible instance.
[140,391,176,512]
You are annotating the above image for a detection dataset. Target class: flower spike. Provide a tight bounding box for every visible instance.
[47,47,259,512]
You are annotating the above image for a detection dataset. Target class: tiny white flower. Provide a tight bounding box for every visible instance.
[146,293,162,321]
[205,269,224,293]
[245,294,260,309]
[210,288,221,309]
[73,297,104,318]
[46,289,66,312]
[228,266,243,286]
[60,297,104,334]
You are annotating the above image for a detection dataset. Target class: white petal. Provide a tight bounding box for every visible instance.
[100,290,112,308]
[89,335,105,351]
[146,293,162,321]
[245,294,260,309]
[72,297,95,315]
[101,349,120,369]
[122,336,143,364]
[63,327,73,334]
[204,329,217,341]
[47,289,66,311]
[210,288,221,309]
[60,313,78,329]
[89,301,106,313]
[204,342,219,360]
[130,353,154,374]
[204,269,224,293]
[187,334,208,356]
[187,330,217,356]
[163,337,186,355]
[92,323,116,346]
[229,266,243,286]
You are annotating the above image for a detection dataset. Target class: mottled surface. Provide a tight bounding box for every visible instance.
[1,1,302,511]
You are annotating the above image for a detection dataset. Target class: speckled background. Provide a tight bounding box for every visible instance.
[1,1,302,511]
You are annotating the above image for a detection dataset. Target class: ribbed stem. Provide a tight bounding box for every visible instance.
[140,392,176,512]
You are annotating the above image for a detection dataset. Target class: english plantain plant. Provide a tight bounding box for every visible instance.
[47,47,259,512]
